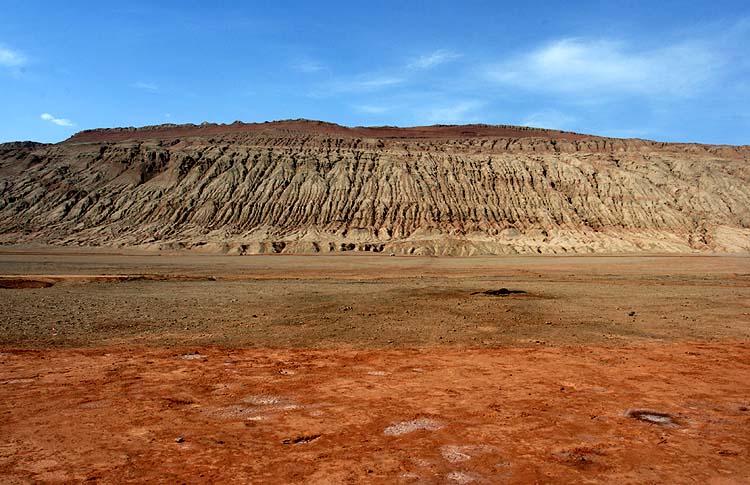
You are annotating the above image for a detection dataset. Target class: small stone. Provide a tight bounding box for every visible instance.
[175,437,184,443]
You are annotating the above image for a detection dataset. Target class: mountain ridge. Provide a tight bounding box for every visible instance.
[63,119,594,144]
[1,119,749,255]
[57,119,748,148]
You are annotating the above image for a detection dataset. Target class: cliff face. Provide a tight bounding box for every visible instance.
[1,120,749,255]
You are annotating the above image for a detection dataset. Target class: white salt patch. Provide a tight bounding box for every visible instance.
[179,353,204,360]
[640,413,673,424]
[367,370,389,376]
[441,446,472,463]
[412,458,434,468]
[243,395,299,411]
[384,418,443,436]
[400,472,422,481]
[203,405,263,421]
[627,409,679,427]
[446,471,477,483]
[441,444,496,463]
[244,395,283,405]
[3,378,35,384]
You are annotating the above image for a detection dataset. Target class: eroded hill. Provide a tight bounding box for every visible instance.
[1,120,749,254]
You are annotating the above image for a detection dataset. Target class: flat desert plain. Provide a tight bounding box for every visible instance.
[1,250,749,483]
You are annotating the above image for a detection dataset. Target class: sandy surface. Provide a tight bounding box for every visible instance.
[1,250,749,483]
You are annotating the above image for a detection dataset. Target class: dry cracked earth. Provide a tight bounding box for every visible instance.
[1,249,749,483]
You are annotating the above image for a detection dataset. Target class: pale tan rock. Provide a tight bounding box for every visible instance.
[0,120,748,254]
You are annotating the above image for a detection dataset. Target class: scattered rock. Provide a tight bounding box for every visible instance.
[627,409,679,427]
[282,434,321,445]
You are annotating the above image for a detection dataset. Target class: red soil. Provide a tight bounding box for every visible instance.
[2,342,749,483]
[64,119,594,144]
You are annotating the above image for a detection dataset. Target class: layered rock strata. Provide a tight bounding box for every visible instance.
[1,120,748,254]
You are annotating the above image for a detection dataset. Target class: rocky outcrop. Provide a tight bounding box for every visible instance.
[1,120,749,254]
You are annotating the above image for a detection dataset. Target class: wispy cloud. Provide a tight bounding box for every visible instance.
[408,49,461,70]
[1,44,28,77]
[521,110,576,130]
[133,81,159,92]
[420,100,483,124]
[598,128,651,139]
[40,113,75,127]
[292,59,325,73]
[311,49,459,98]
[355,104,392,114]
[323,75,404,94]
[0,44,27,68]
[487,38,722,98]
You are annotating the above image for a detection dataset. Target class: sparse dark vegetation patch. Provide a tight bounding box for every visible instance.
[471,288,526,296]
[0,279,54,289]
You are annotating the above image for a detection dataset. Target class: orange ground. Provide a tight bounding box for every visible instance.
[1,251,749,483]
[2,343,749,483]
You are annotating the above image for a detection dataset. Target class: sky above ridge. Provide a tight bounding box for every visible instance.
[1,0,749,144]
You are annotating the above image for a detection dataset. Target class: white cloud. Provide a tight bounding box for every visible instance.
[41,113,75,127]
[408,49,462,70]
[310,49,458,98]
[597,127,653,139]
[521,110,576,130]
[355,104,391,114]
[348,76,404,90]
[0,44,27,68]
[487,38,722,97]
[133,81,159,91]
[324,75,404,94]
[420,100,483,124]
[292,59,325,73]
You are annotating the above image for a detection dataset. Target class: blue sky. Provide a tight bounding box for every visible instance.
[1,0,749,144]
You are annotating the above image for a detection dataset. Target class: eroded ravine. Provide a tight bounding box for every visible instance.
[1,120,748,254]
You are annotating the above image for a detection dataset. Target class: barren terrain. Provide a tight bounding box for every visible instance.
[1,250,749,483]
[2,120,749,255]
